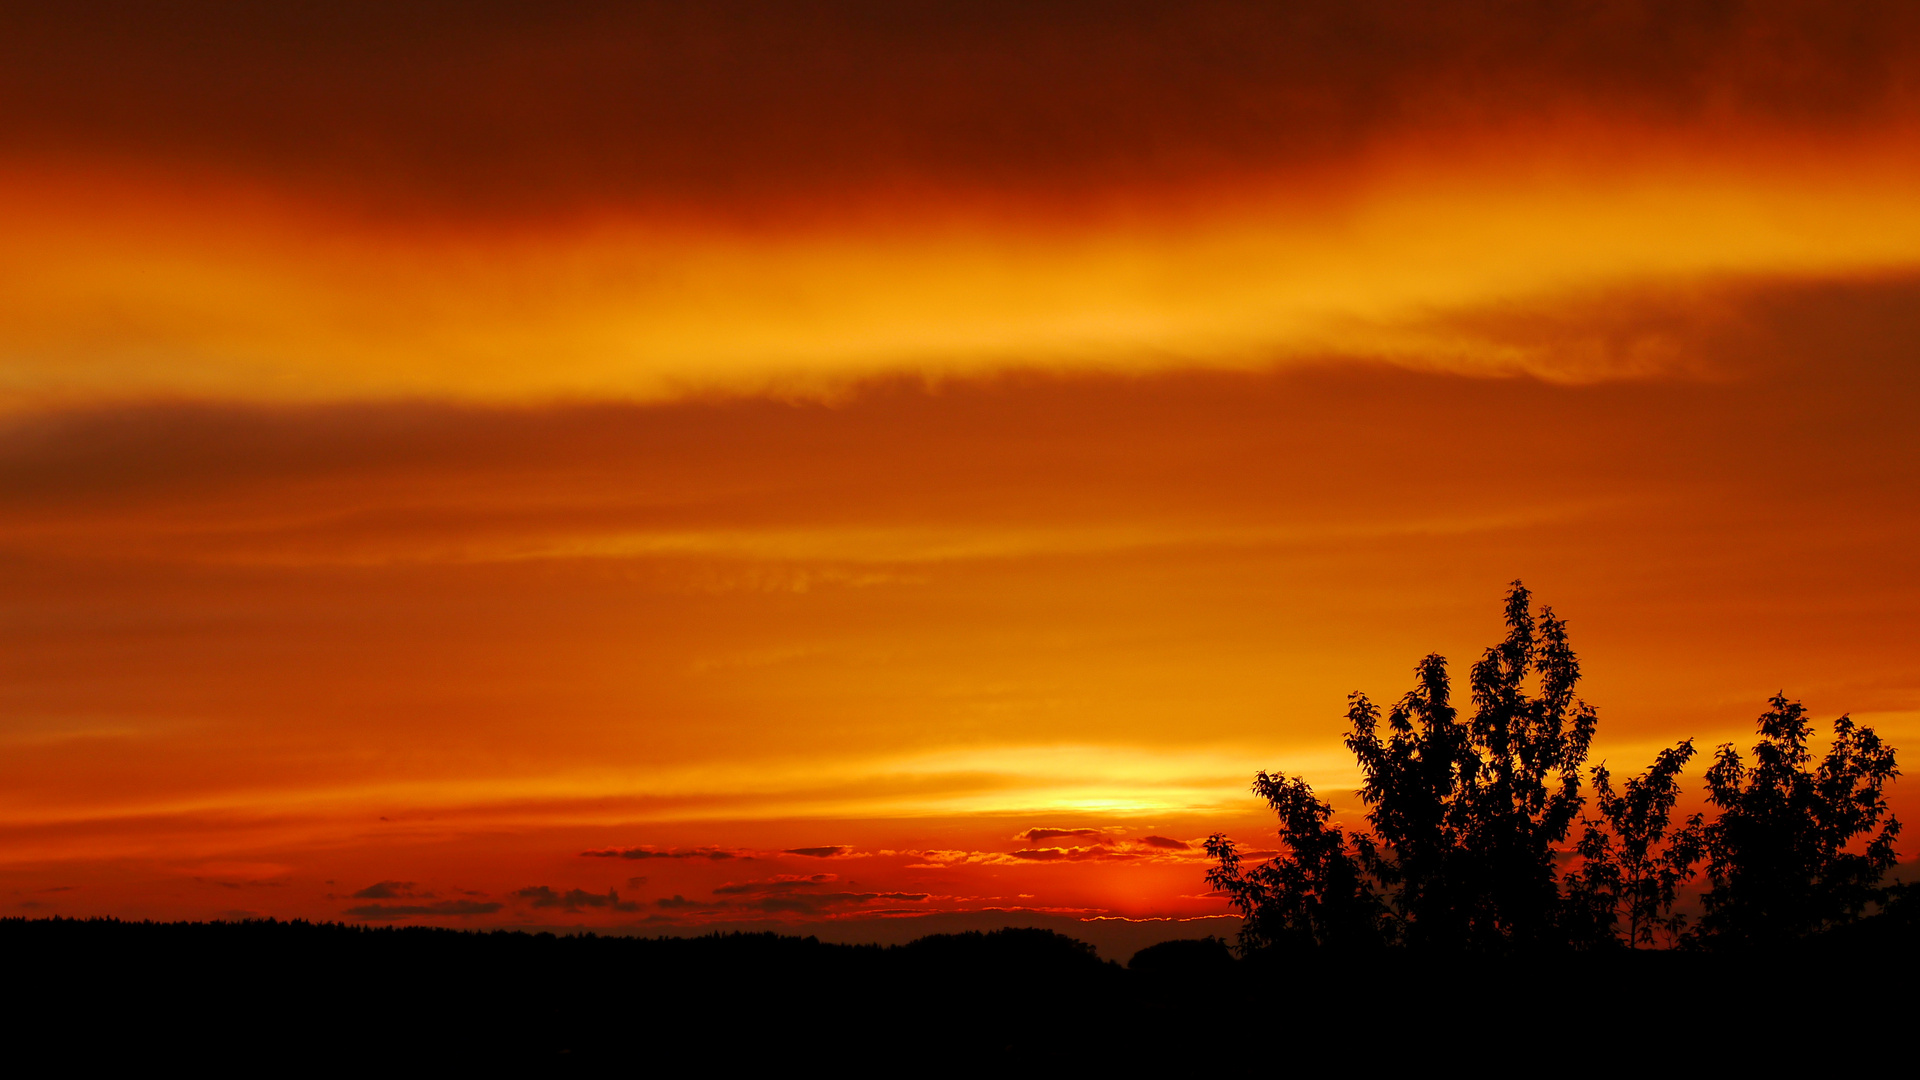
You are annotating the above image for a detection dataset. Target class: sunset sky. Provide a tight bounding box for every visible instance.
[2,1,1916,955]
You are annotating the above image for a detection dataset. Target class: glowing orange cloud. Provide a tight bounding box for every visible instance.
[8,133,1920,407]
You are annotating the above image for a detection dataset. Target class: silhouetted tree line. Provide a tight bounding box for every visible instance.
[1207,583,1905,954]
[0,920,1134,1065]
[5,911,1913,1066]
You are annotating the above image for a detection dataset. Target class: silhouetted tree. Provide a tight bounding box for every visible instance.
[1209,582,1698,952]
[1562,741,1705,948]
[1204,772,1381,950]
[1693,695,1902,947]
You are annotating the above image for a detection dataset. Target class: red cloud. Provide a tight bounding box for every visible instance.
[1018,828,1103,842]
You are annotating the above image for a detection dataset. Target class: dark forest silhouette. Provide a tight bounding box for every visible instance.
[1206,582,1903,954]
[4,909,1913,1065]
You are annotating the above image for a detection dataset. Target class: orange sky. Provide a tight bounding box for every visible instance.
[2,2,1916,954]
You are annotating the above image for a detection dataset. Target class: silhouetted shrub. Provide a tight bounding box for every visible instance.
[1126,936,1235,976]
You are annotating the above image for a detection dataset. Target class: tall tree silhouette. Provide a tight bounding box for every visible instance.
[1209,582,1697,951]
[1694,695,1901,947]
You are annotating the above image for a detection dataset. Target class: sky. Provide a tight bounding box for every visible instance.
[2,1,1916,956]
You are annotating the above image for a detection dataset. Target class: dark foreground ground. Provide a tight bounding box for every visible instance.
[3,913,1914,1067]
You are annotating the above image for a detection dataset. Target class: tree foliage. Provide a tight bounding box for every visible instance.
[1562,741,1704,948]
[1208,582,1901,953]
[1203,772,1377,951]
[1695,695,1901,946]
[1342,584,1599,949]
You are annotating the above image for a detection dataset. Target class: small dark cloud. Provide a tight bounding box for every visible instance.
[1138,836,1190,850]
[781,846,852,858]
[652,895,728,913]
[752,895,821,913]
[351,880,427,899]
[581,846,738,861]
[707,877,941,913]
[1020,828,1102,843]
[345,900,502,920]
[1012,846,1142,863]
[19,900,44,909]
[741,890,930,914]
[513,885,639,912]
[713,874,832,896]
[626,876,648,888]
